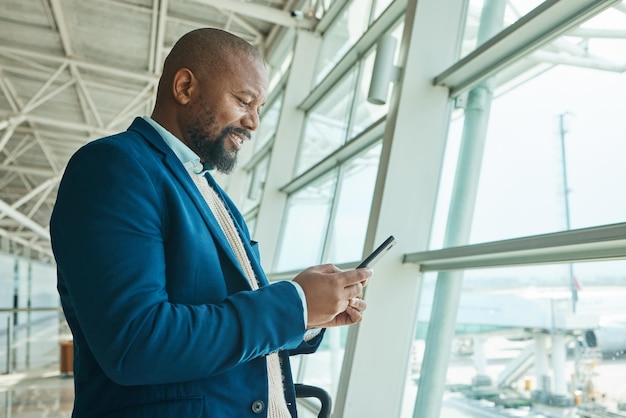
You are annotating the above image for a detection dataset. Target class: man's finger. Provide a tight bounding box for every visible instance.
[337,268,372,287]
[317,263,344,274]
[349,298,367,313]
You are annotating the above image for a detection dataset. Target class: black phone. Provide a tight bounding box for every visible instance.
[356,235,397,269]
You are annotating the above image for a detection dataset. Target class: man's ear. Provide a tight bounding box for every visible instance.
[172,68,195,106]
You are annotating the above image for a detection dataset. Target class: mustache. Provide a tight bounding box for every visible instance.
[222,125,251,141]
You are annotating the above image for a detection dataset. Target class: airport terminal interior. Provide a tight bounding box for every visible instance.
[1,0,626,416]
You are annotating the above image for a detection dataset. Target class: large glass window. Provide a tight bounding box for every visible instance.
[0,254,58,374]
[431,2,626,249]
[321,143,382,265]
[406,259,626,417]
[314,0,372,84]
[275,171,337,271]
[292,326,349,409]
[242,93,285,219]
[253,93,283,153]
[242,154,270,214]
[276,141,382,271]
[267,31,295,92]
[296,69,358,175]
[350,21,402,138]
[372,0,395,21]
[462,0,547,57]
[413,2,626,417]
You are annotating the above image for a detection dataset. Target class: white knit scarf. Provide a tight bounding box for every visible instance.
[188,170,291,418]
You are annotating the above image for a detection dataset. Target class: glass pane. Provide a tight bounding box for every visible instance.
[431,3,626,248]
[462,0,547,57]
[254,93,283,152]
[268,33,294,91]
[242,154,270,213]
[350,22,403,138]
[322,143,382,264]
[350,49,389,138]
[246,215,258,238]
[0,257,59,374]
[372,0,394,21]
[294,327,348,408]
[296,69,357,175]
[314,0,373,84]
[0,253,15,308]
[405,260,626,417]
[275,171,337,271]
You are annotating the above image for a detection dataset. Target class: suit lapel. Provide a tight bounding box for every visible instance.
[130,118,255,288]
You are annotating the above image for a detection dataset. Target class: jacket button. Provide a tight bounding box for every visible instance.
[251,400,265,414]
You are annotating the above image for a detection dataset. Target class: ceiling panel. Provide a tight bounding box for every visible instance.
[0,0,308,262]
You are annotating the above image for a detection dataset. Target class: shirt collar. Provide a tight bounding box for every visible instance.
[142,116,212,174]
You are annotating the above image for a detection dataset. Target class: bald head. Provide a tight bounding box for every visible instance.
[156,28,265,102]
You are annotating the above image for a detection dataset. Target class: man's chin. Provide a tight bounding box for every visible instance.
[214,157,237,174]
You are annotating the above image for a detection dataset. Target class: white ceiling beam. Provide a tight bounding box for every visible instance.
[0,228,52,257]
[21,62,69,113]
[0,199,49,239]
[0,164,55,177]
[71,64,104,128]
[0,124,19,154]
[3,135,37,166]
[0,72,21,112]
[25,177,58,219]
[165,11,259,44]
[49,0,74,56]
[22,78,75,115]
[150,0,169,74]
[107,83,156,129]
[0,176,61,218]
[0,115,25,133]
[190,0,316,29]
[50,0,106,128]
[224,10,264,42]
[0,46,158,83]
[24,115,115,137]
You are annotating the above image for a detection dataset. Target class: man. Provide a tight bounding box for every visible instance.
[50,28,371,417]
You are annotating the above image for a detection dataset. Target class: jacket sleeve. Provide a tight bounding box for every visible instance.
[51,138,307,385]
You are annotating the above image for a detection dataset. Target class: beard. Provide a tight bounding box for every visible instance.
[186,116,250,174]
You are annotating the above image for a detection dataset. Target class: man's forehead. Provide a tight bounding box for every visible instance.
[231,54,268,88]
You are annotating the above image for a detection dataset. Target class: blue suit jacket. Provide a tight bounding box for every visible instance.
[50,117,323,417]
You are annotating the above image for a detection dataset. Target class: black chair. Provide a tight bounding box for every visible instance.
[295,384,332,418]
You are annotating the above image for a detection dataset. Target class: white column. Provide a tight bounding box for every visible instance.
[335,0,466,417]
[551,333,568,396]
[474,336,487,375]
[535,333,550,392]
[472,336,492,386]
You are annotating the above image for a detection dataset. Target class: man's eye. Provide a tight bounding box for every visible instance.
[239,98,250,106]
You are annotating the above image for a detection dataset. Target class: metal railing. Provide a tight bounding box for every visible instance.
[1,307,63,375]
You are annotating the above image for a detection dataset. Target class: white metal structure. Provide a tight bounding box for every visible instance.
[0,0,321,262]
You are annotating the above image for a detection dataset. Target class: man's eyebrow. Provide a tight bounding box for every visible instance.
[237,88,265,101]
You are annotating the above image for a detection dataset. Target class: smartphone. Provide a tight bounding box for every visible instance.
[356,235,397,269]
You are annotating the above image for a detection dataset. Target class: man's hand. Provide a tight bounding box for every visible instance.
[292,264,372,329]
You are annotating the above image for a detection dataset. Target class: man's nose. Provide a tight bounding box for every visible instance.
[242,109,260,131]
